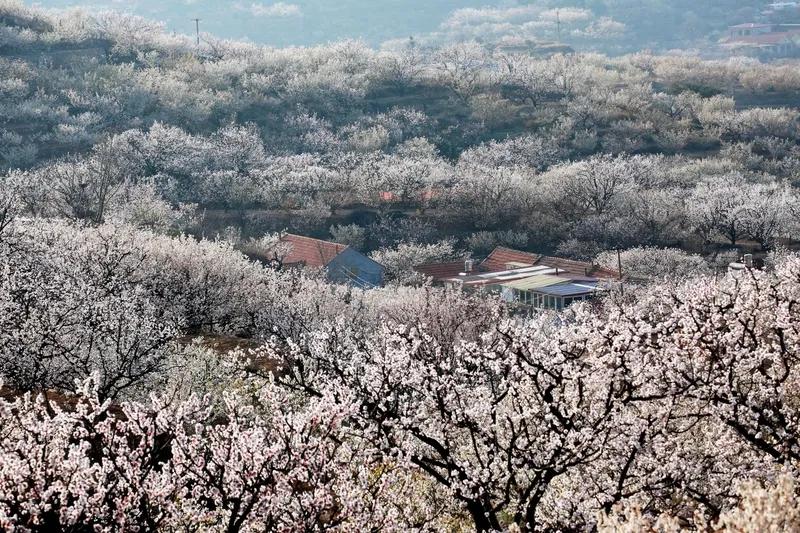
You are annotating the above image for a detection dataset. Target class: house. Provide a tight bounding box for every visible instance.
[497,274,604,311]
[764,2,800,17]
[728,253,765,275]
[721,23,800,58]
[727,23,773,39]
[275,233,385,289]
[413,246,620,311]
[768,1,799,8]
[413,246,619,284]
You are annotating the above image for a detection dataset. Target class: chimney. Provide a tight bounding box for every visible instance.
[743,254,754,268]
[464,259,474,273]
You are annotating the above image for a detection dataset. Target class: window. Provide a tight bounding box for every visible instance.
[512,289,523,304]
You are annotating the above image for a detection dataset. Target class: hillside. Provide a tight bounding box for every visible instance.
[4,2,800,531]
[4,2,800,258]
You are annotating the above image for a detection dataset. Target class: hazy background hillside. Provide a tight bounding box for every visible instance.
[30,0,493,47]
[29,0,765,51]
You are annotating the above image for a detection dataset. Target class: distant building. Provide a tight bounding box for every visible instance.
[728,253,764,275]
[414,246,620,311]
[275,233,385,289]
[727,23,773,39]
[721,22,800,58]
[764,2,800,17]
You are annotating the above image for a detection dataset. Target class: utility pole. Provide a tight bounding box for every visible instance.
[556,9,562,42]
[192,18,201,47]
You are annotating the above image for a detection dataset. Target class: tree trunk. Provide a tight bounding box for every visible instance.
[465,499,501,532]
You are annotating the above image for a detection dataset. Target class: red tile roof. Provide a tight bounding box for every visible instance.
[414,260,474,279]
[480,247,542,272]
[538,257,619,279]
[414,247,620,283]
[482,247,620,279]
[279,234,348,268]
[725,31,800,45]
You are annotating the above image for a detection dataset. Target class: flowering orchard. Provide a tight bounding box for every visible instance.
[2,218,800,530]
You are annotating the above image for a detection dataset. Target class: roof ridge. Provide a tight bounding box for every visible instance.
[282,233,349,250]
[538,254,594,266]
[484,247,541,259]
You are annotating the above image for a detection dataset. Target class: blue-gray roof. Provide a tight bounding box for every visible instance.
[535,283,599,297]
